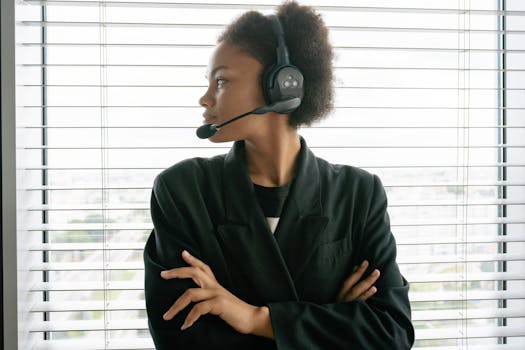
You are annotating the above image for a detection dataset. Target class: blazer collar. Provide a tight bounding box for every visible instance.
[222,136,322,223]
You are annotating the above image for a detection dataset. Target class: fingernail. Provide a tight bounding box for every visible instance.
[163,313,169,320]
[180,323,188,330]
[160,271,167,277]
[373,269,380,276]
[182,250,190,257]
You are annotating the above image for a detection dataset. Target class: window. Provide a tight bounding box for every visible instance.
[6,0,525,349]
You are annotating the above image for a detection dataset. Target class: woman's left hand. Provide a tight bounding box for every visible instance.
[160,250,267,336]
[336,260,380,302]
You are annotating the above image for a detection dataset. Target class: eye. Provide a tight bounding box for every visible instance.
[216,77,226,88]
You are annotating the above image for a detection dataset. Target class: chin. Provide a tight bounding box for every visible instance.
[208,129,246,143]
[207,134,238,143]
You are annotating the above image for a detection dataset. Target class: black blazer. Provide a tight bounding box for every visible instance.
[144,137,414,349]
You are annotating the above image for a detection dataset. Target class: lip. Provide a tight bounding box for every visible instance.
[202,114,217,124]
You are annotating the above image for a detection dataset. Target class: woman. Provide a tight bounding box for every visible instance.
[144,2,414,349]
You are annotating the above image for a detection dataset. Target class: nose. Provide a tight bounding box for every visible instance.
[199,87,214,108]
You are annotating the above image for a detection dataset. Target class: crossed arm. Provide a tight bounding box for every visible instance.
[160,249,380,339]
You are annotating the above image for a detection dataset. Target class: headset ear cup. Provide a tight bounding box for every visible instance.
[267,65,304,105]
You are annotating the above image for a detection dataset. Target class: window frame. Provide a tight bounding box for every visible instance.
[1,0,19,349]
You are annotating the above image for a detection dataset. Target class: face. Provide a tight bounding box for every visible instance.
[199,42,267,142]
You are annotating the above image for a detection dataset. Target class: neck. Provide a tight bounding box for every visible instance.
[244,121,301,187]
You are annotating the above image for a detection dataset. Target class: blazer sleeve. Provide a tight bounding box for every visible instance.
[144,174,267,349]
[266,174,415,350]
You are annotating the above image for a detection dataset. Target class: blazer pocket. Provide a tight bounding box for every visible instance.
[297,235,354,303]
[310,235,353,263]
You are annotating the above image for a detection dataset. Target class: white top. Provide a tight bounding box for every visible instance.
[266,217,280,234]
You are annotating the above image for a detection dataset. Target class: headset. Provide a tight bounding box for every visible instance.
[196,14,304,138]
[261,14,304,113]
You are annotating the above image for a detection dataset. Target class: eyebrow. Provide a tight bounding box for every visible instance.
[205,65,228,79]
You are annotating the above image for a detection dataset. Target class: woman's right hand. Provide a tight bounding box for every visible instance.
[336,260,380,302]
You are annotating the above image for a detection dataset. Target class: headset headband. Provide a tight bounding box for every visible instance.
[268,15,290,66]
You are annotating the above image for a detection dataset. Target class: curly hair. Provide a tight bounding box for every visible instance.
[217,1,334,128]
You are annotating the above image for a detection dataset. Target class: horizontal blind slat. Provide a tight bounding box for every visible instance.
[22,220,525,231]
[31,254,525,271]
[408,272,525,283]
[28,254,525,267]
[413,308,525,321]
[24,199,525,211]
[28,273,525,292]
[21,181,525,191]
[416,325,525,340]
[398,252,525,264]
[26,231,525,250]
[20,146,525,151]
[31,281,142,291]
[31,300,145,312]
[397,234,525,245]
[19,105,525,109]
[412,346,525,350]
[20,145,525,150]
[29,319,148,332]
[25,234,525,249]
[30,321,525,338]
[33,338,154,350]
[30,261,144,271]
[409,290,525,302]
[18,63,525,71]
[19,0,525,16]
[19,125,525,129]
[18,43,525,53]
[16,86,525,91]
[29,242,145,251]
[17,20,525,34]
[20,164,525,170]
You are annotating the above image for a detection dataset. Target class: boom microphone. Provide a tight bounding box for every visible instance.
[195,98,301,139]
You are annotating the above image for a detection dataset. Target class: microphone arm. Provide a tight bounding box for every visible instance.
[195,98,301,139]
[213,107,265,130]
[195,108,259,139]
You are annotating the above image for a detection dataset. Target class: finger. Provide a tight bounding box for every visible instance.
[160,267,206,287]
[356,286,378,301]
[336,260,369,301]
[347,269,380,300]
[181,299,217,330]
[163,288,215,321]
[336,262,366,301]
[344,269,380,301]
[160,267,198,279]
[181,250,215,277]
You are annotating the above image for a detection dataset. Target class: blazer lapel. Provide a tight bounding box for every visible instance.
[273,137,330,282]
[218,137,329,302]
[219,141,298,302]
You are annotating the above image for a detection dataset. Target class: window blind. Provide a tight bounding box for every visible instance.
[14,0,525,349]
